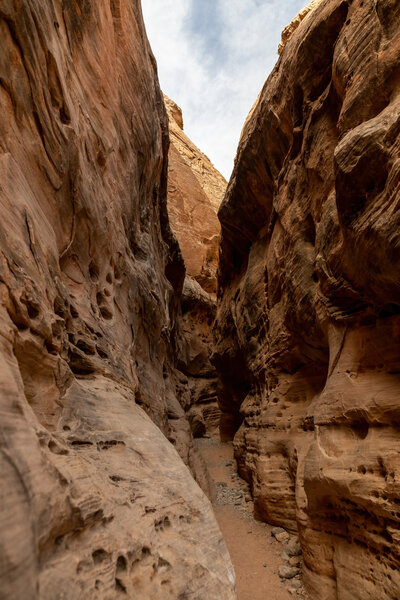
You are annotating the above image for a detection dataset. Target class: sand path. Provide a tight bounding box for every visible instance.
[197,436,307,600]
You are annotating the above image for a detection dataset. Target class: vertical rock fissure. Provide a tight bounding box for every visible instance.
[163,89,310,600]
[1,0,399,598]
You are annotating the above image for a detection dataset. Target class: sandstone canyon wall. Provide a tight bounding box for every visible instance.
[0,2,235,598]
[214,0,400,599]
[165,94,226,294]
[165,96,227,437]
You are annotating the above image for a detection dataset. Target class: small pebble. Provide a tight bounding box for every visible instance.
[285,539,301,557]
[275,531,290,543]
[278,565,300,579]
[281,551,289,562]
[271,527,285,536]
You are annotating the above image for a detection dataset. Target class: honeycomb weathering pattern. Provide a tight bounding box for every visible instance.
[0,1,235,598]
[214,0,400,598]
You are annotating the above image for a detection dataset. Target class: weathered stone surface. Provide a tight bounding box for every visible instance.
[165,97,226,437]
[278,0,323,54]
[279,565,300,580]
[215,1,400,599]
[178,277,221,437]
[165,95,226,295]
[286,540,302,557]
[275,531,290,544]
[0,2,235,598]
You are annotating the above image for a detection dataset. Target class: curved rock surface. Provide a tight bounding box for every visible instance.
[0,2,235,598]
[278,0,323,54]
[165,96,226,437]
[214,1,400,599]
[177,277,221,437]
[165,95,226,295]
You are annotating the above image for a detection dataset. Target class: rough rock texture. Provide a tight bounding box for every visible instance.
[278,0,324,54]
[0,2,236,598]
[177,277,221,437]
[214,1,400,599]
[165,95,226,295]
[165,96,226,436]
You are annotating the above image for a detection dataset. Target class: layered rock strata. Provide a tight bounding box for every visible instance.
[214,1,400,599]
[177,277,221,437]
[165,96,226,437]
[165,94,226,294]
[0,2,235,598]
[278,0,323,54]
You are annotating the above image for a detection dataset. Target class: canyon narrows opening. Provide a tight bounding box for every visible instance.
[165,95,307,599]
[0,1,400,600]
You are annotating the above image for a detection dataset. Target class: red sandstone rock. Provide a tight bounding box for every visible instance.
[177,277,221,437]
[278,0,323,54]
[165,95,226,295]
[0,2,235,598]
[165,96,226,437]
[214,1,400,599]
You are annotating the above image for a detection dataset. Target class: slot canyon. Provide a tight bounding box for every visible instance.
[0,1,399,599]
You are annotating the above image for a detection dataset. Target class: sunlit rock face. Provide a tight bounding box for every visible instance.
[214,0,400,598]
[165,94,226,295]
[0,2,236,598]
[278,0,324,54]
[165,96,226,437]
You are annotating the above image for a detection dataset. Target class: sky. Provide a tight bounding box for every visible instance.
[141,0,308,180]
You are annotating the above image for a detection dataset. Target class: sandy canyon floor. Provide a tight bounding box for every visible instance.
[197,436,309,600]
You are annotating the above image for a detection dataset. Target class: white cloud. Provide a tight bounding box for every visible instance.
[141,0,308,180]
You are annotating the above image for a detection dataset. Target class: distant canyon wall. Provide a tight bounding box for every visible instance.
[165,94,226,295]
[214,0,400,599]
[0,2,235,598]
[165,96,226,438]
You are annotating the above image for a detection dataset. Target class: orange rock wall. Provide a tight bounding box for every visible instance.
[0,2,235,598]
[165,95,226,295]
[214,1,400,598]
[165,96,226,437]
